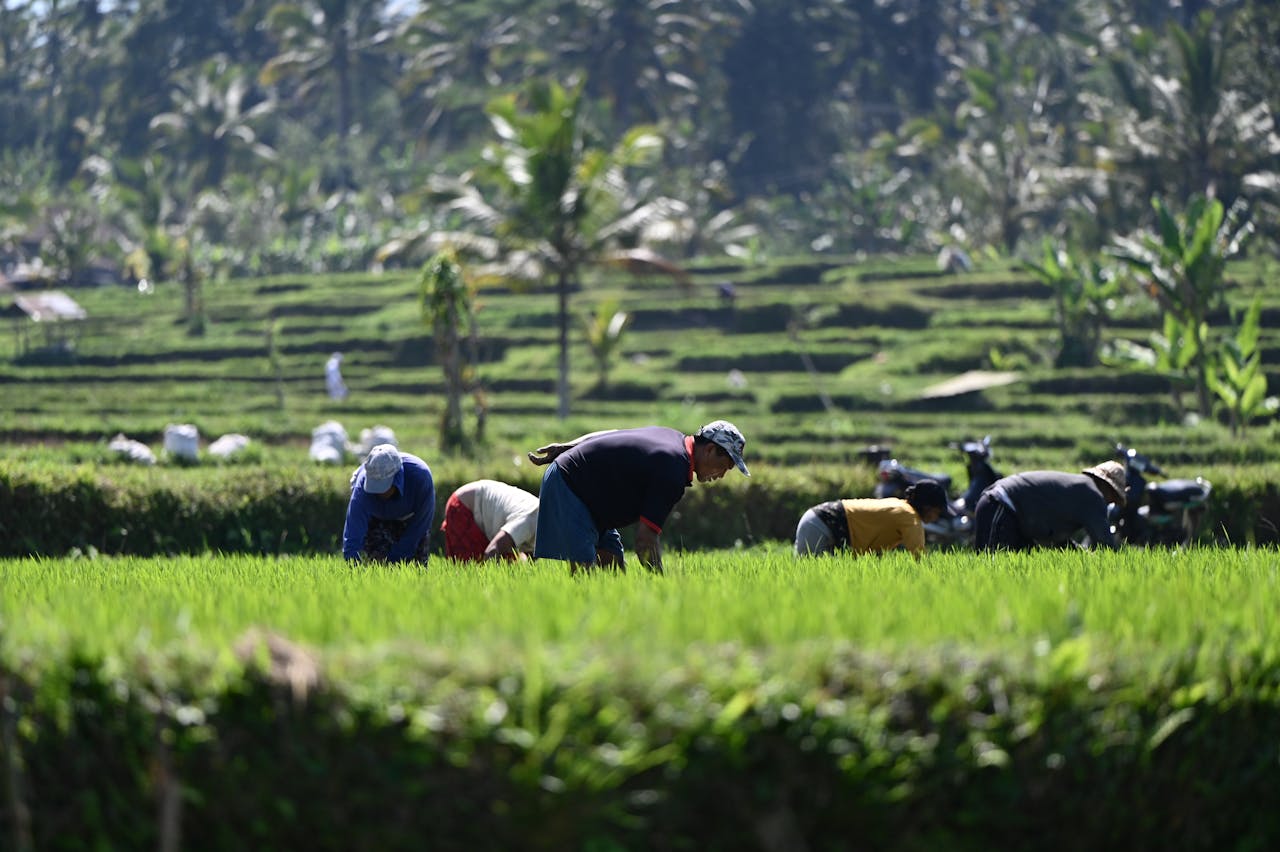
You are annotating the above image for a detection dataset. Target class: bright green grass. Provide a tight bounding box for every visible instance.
[3,547,1278,685]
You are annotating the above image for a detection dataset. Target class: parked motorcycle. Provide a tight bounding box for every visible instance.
[947,435,1002,515]
[1111,443,1212,546]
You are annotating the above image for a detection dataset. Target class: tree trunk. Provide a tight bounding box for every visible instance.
[557,268,571,419]
[440,326,465,451]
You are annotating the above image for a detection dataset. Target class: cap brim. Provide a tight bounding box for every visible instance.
[734,456,750,477]
[363,474,396,493]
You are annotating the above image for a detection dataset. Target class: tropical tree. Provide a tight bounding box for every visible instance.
[941,8,1094,253]
[419,247,478,453]
[1022,238,1121,368]
[582,299,631,392]
[717,0,857,199]
[29,0,118,182]
[485,79,692,417]
[1102,10,1280,219]
[149,57,277,193]
[1108,194,1252,417]
[0,1,40,151]
[544,0,744,132]
[393,0,527,153]
[385,79,688,419]
[259,0,400,188]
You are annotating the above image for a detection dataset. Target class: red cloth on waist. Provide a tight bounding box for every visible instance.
[441,492,490,561]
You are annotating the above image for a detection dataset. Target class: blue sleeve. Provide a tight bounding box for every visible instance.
[388,466,436,561]
[342,489,372,560]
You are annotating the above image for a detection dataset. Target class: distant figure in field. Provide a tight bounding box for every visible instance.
[972,461,1126,551]
[527,420,750,574]
[441,479,539,562]
[794,479,954,558]
[325,351,348,401]
[342,444,435,564]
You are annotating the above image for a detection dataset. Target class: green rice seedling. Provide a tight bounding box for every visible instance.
[3,546,1277,686]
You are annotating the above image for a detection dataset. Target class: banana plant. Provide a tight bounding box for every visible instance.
[1108,194,1253,417]
[1207,295,1279,436]
[1022,238,1120,367]
[1101,310,1203,423]
[582,299,631,393]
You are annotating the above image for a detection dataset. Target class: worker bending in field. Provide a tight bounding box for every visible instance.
[794,480,953,558]
[971,461,1125,551]
[528,420,750,574]
[441,479,539,561]
[342,444,436,564]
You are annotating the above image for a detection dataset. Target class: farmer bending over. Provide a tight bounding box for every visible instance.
[342,443,436,564]
[528,420,750,574]
[972,461,1126,551]
[441,479,539,561]
[794,479,954,558]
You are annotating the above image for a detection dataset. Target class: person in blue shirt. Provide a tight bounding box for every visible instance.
[342,443,436,563]
[527,420,749,574]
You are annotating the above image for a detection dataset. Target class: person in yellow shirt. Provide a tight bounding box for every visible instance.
[794,479,954,557]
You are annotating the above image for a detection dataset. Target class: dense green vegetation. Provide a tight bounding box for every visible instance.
[4,251,1279,552]
[4,2,1278,843]
[3,549,1280,849]
[1,0,1277,283]
[4,252,1278,483]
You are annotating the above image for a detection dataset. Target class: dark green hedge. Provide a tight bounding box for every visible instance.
[2,645,1278,851]
[1,460,1276,557]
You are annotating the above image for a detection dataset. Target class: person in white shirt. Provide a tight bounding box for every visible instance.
[441,479,539,561]
[325,352,348,401]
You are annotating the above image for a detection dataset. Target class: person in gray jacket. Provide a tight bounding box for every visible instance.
[972,461,1127,551]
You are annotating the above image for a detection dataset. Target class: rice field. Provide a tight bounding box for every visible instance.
[5,546,1277,686]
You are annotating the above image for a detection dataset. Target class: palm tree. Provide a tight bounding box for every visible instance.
[545,0,745,132]
[483,79,690,418]
[941,7,1095,253]
[1103,10,1280,216]
[149,58,276,193]
[259,0,398,187]
[381,78,689,420]
[392,0,526,152]
[0,1,39,151]
[419,247,477,453]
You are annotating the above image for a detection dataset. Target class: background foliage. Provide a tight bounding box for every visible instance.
[1,0,1278,283]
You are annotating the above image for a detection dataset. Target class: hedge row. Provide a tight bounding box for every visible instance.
[2,643,1278,851]
[1,459,1276,558]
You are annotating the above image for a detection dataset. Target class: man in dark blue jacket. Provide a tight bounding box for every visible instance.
[973,461,1126,551]
[342,443,436,563]
[528,420,749,573]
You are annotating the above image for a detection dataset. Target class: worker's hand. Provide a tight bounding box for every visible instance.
[527,442,570,465]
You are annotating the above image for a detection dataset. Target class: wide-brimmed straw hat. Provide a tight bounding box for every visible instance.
[1082,461,1127,506]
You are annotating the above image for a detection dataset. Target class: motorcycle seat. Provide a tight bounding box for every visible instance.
[1146,479,1210,510]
